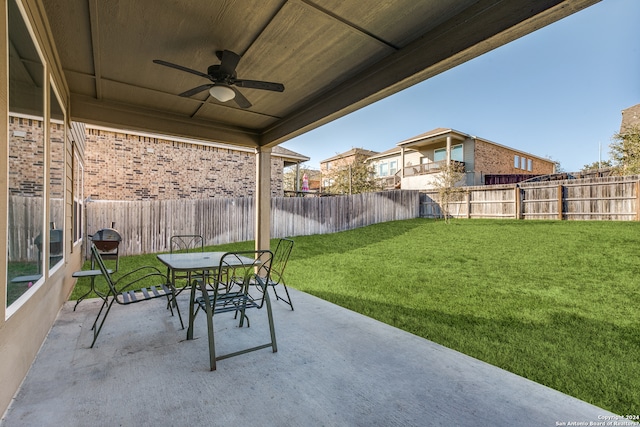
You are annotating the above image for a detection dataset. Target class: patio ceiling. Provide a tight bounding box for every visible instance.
[41,0,599,149]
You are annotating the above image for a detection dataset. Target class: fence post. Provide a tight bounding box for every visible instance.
[636,180,640,221]
[466,191,471,219]
[557,184,564,220]
[514,186,521,220]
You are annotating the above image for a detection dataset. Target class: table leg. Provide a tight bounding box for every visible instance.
[187,275,196,340]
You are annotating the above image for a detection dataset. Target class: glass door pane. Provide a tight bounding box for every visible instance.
[7,0,46,306]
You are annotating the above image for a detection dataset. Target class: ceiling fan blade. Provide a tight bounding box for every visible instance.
[235,79,284,92]
[179,84,214,97]
[219,50,241,76]
[153,59,211,80]
[231,87,252,109]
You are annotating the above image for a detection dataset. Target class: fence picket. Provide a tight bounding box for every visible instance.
[83,190,420,256]
[420,176,639,221]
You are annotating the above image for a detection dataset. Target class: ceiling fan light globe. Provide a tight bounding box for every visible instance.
[209,85,235,102]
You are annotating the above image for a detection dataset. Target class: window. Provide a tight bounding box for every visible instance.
[514,155,520,168]
[521,157,526,170]
[435,144,463,162]
[7,0,46,307]
[389,160,397,175]
[451,145,463,162]
[379,163,389,177]
[527,159,533,172]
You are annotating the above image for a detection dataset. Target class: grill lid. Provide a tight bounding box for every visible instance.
[90,224,122,252]
[91,228,122,242]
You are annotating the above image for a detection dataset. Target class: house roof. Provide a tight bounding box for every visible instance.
[397,128,469,146]
[320,148,380,164]
[366,146,405,161]
[272,146,311,165]
[38,0,598,151]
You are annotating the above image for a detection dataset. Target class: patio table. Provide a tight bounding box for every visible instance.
[156,251,257,340]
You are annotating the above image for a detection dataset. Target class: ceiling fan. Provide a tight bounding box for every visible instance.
[153,50,284,109]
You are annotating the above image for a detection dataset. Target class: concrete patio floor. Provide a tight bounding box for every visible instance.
[1,288,617,427]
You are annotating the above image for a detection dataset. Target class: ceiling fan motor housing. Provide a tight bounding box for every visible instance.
[207,64,235,81]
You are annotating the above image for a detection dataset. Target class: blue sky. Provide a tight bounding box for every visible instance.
[280,0,640,173]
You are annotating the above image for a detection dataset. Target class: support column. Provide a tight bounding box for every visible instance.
[400,147,405,177]
[255,147,272,251]
[446,136,452,164]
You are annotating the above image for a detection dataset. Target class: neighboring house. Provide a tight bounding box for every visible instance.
[620,103,640,132]
[367,147,404,190]
[84,125,309,200]
[320,148,379,191]
[367,128,556,190]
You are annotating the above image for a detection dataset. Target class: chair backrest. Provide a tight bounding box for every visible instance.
[213,250,273,301]
[270,238,294,283]
[170,235,204,253]
[90,243,118,295]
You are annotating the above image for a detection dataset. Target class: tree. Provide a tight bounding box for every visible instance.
[545,156,565,173]
[433,162,466,224]
[609,125,640,175]
[581,160,612,171]
[324,153,381,194]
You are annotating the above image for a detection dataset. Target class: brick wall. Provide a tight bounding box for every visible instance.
[621,104,640,131]
[474,139,554,175]
[50,122,65,199]
[320,154,356,174]
[8,116,45,197]
[84,128,284,200]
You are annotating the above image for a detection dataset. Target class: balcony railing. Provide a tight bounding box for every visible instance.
[377,171,401,190]
[403,160,465,177]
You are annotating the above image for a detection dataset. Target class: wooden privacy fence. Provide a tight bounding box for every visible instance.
[86,190,420,256]
[8,197,64,262]
[420,175,640,221]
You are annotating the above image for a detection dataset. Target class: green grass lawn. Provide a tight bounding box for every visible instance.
[72,219,640,415]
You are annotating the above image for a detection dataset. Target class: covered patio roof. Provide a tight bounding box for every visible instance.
[40,0,599,149]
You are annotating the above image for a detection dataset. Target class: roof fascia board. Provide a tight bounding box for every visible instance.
[399,129,469,148]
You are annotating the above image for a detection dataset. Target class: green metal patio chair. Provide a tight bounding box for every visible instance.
[253,238,295,310]
[169,234,205,299]
[268,238,295,310]
[194,250,277,370]
[89,243,183,348]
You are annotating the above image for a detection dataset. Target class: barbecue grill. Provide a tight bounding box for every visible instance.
[90,222,122,272]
